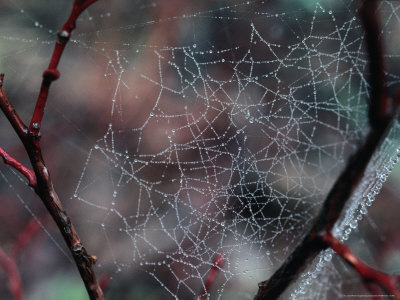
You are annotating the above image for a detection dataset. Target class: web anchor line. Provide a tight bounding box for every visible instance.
[255,0,400,299]
[0,1,104,299]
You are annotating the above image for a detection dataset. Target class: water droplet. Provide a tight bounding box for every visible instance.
[350,220,357,229]
[360,206,367,215]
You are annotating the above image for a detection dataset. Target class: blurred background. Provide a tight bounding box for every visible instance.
[0,0,400,299]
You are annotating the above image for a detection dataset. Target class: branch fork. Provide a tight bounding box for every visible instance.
[0,1,103,299]
[321,231,400,299]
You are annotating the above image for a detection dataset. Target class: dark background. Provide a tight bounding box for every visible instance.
[0,0,400,299]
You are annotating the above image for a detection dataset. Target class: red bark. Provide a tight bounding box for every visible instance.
[0,247,24,300]
[322,231,400,299]
[0,1,104,299]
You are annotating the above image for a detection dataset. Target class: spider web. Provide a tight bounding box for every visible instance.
[1,0,400,299]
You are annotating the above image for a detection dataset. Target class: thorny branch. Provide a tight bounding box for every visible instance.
[0,1,104,299]
[255,0,400,299]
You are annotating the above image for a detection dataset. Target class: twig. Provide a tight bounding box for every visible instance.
[0,218,44,300]
[322,231,400,299]
[0,74,28,142]
[195,253,225,300]
[99,274,111,295]
[29,0,99,137]
[10,218,42,260]
[0,147,36,188]
[255,0,398,298]
[0,1,104,299]
[0,246,24,300]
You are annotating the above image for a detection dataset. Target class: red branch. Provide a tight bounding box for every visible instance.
[0,74,28,142]
[99,274,111,294]
[0,1,104,299]
[10,218,42,260]
[0,218,42,300]
[0,246,24,300]
[29,0,98,137]
[0,147,36,188]
[322,231,400,299]
[195,253,225,300]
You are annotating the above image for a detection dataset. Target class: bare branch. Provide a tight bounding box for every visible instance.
[0,147,36,188]
[0,1,104,299]
[360,0,392,127]
[0,246,24,300]
[10,218,42,260]
[29,0,99,137]
[0,74,28,141]
[322,231,400,299]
